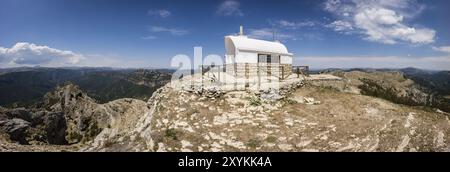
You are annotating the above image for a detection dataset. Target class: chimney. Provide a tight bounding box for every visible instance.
[239,26,244,36]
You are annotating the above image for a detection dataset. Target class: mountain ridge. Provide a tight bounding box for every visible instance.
[1,68,449,152]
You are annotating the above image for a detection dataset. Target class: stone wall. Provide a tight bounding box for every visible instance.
[225,63,292,79]
[280,64,292,79]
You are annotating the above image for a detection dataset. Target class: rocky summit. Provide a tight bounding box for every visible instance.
[0,84,149,151]
[1,70,449,152]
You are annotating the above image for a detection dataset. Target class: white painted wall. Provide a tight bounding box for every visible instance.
[280,55,293,64]
[225,54,234,64]
[235,51,258,63]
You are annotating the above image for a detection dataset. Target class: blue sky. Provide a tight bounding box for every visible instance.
[0,0,449,70]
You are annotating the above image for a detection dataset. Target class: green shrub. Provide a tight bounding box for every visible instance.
[246,138,261,149]
[165,128,178,140]
[283,98,297,105]
[248,97,262,106]
[265,136,277,143]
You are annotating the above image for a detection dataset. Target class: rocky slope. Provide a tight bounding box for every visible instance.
[93,82,448,152]
[82,73,450,152]
[0,84,149,151]
[312,70,449,112]
[1,70,449,152]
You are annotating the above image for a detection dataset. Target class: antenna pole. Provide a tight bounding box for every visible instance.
[239,26,244,36]
[272,28,276,41]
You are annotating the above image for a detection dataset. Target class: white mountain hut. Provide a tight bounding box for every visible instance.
[224,26,294,80]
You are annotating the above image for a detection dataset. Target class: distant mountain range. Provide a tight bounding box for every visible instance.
[1,67,448,110]
[399,68,450,97]
[0,67,173,108]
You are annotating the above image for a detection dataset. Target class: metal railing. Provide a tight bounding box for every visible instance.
[200,64,310,80]
[292,66,309,77]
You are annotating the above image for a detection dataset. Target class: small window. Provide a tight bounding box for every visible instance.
[258,54,272,63]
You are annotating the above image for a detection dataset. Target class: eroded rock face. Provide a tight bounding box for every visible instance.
[0,108,67,145]
[0,84,150,150]
[42,84,106,144]
[81,98,153,152]
[38,112,67,145]
[0,118,30,144]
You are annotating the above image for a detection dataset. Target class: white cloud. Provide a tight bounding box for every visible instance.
[248,27,324,41]
[271,20,316,29]
[0,43,166,68]
[0,47,7,62]
[147,9,171,18]
[248,28,274,40]
[149,26,189,36]
[324,0,342,12]
[323,0,435,45]
[263,19,323,41]
[433,46,450,54]
[217,0,244,17]
[326,20,354,32]
[0,42,85,67]
[141,35,157,40]
[354,8,435,44]
[248,28,295,41]
[297,56,450,70]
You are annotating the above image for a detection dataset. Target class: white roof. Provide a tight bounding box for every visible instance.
[225,35,293,56]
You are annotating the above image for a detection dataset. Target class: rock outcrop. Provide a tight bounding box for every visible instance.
[41,84,107,144]
[0,107,67,145]
[0,84,149,151]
